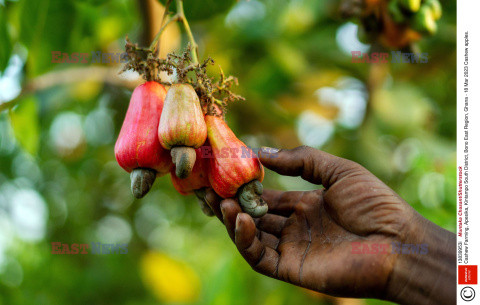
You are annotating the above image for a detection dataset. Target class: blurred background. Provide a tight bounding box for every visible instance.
[0,0,455,304]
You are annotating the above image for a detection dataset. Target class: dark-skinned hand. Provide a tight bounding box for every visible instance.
[203,146,455,305]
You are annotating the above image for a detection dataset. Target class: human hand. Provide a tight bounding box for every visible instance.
[204,146,455,304]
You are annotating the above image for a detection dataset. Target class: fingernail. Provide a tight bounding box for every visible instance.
[198,200,214,217]
[235,214,243,232]
[260,146,280,156]
[204,197,212,210]
[204,188,217,209]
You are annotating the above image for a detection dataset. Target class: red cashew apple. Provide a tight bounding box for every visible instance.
[205,115,267,217]
[115,81,173,198]
[170,147,214,216]
[158,84,207,179]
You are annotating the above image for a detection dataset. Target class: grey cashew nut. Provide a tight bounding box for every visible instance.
[237,180,268,218]
[130,168,156,198]
[171,146,196,179]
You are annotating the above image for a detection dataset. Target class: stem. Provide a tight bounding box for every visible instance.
[148,0,200,62]
[148,15,179,51]
[175,0,199,64]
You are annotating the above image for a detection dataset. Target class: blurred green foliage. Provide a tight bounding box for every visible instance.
[0,0,455,305]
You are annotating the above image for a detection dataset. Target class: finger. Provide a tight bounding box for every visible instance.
[259,146,367,189]
[194,189,214,217]
[220,199,242,240]
[261,189,283,205]
[255,214,288,237]
[262,189,305,216]
[235,213,280,277]
[204,188,223,222]
[257,230,279,250]
[198,199,215,217]
[220,199,280,248]
[219,199,280,249]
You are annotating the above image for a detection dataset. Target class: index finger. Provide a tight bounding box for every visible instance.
[259,146,368,189]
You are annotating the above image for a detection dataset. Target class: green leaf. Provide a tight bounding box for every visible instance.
[19,0,76,76]
[9,96,40,155]
[0,8,12,73]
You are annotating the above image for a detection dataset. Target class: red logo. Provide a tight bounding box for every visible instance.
[459,265,478,284]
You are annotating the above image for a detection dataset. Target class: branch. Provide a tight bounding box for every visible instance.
[137,0,155,46]
[0,66,140,112]
[176,0,199,64]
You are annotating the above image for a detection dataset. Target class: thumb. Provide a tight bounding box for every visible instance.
[259,145,367,189]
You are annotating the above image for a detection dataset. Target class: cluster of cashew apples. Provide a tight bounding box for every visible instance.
[114,81,268,217]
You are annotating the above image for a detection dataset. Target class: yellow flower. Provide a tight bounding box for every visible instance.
[140,251,201,303]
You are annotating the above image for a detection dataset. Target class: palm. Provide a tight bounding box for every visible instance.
[204,146,415,299]
[270,189,399,298]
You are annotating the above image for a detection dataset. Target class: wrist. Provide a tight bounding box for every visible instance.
[385,212,456,305]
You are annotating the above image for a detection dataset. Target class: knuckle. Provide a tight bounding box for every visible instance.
[252,247,266,270]
[323,157,369,188]
[334,156,366,176]
[294,145,315,155]
[341,158,364,173]
[220,198,236,210]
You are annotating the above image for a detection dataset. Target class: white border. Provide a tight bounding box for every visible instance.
[457,0,480,303]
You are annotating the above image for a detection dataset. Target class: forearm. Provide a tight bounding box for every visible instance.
[386,214,456,305]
